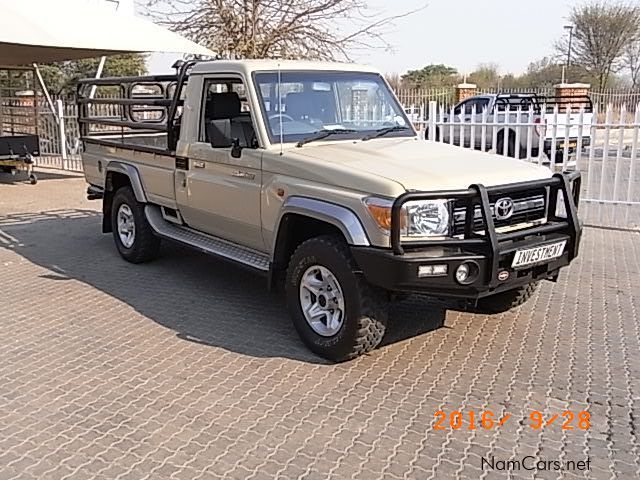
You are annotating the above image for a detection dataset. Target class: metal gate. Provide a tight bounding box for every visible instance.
[37,98,83,172]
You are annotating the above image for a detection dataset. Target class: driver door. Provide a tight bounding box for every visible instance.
[179,77,264,251]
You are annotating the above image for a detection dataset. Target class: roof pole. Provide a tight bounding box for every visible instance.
[89,56,107,100]
[89,0,122,99]
[33,63,59,124]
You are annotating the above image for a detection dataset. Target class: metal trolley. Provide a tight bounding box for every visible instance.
[0,66,40,184]
[0,135,39,184]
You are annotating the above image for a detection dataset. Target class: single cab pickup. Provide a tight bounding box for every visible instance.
[78,60,582,362]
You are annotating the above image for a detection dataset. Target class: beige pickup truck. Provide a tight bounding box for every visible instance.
[78,60,583,362]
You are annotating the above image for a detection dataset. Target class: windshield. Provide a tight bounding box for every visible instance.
[253,71,413,144]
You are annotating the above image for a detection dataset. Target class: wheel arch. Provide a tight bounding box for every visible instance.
[269,197,371,289]
[102,162,147,233]
[497,128,517,143]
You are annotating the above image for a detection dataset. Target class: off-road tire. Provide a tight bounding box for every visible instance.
[472,282,539,314]
[111,186,161,263]
[286,235,388,362]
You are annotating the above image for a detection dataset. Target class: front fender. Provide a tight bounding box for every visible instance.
[274,196,370,251]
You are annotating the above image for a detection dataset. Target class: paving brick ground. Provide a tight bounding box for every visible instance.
[1,171,639,480]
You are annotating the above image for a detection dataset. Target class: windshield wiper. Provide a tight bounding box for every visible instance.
[362,125,410,141]
[296,129,358,147]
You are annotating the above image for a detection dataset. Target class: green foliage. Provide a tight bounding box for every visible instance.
[467,63,500,89]
[39,54,147,96]
[401,64,458,88]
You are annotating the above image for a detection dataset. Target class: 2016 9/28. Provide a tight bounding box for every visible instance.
[433,410,591,430]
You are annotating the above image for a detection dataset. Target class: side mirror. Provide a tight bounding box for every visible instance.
[231,138,243,158]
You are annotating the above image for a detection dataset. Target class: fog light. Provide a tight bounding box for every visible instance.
[418,264,448,278]
[455,264,470,283]
[455,261,480,285]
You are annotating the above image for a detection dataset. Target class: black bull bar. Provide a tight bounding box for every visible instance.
[390,171,582,290]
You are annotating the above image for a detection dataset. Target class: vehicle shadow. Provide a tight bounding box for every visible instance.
[0,210,448,364]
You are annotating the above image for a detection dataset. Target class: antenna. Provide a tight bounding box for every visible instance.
[278,63,284,156]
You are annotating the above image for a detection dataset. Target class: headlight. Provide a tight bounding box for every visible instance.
[403,200,451,237]
[364,197,451,238]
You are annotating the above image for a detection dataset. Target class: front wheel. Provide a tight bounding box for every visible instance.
[425,126,440,141]
[286,235,388,362]
[111,186,161,263]
[496,133,526,158]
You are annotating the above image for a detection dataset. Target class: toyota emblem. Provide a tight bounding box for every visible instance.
[494,197,515,221]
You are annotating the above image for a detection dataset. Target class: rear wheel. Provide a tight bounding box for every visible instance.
[110,186,161,263]
[286,235,388,362]
[548,149,569,165]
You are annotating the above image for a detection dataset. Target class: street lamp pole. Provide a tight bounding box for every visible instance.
[564,25,574,83]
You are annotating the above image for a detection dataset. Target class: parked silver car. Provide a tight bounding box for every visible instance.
[430,93,593,160]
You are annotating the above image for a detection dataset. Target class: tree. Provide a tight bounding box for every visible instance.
[520,57,566,87]
[39,54,148,96]
[400,64,458,88]
[556,2,640,90]
[144,0,424,61]
[624,39,640,88]
[468,63,501,89]
[384,73,402,91]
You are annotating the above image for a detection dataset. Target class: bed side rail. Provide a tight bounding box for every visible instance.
[76,60,196,152]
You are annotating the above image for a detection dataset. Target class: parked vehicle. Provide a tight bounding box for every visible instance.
[431,93,593,161]
[78,60,583,362]
[403,105,423,123]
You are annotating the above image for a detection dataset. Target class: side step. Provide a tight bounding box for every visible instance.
[145,205,270,272]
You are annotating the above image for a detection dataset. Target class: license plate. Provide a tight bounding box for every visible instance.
[511,241,567,269]
[560,141,577,149]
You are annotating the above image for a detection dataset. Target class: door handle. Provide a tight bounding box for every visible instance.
[193,160,205,168]
[231,170,255,180]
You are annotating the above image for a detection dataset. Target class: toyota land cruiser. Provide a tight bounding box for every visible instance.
[78,60,582,362]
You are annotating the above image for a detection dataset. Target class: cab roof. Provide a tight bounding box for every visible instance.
[190,59,381,76]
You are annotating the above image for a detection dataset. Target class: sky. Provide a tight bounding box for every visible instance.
[145,0,580,76]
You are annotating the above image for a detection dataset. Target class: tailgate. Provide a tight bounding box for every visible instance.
[544,112,593,141]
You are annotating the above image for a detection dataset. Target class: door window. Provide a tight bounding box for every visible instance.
[463,98,490,115]
[201,78,258,148]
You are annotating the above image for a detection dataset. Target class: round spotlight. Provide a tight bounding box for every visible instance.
[455,264,470,284]
[455,261,480,285]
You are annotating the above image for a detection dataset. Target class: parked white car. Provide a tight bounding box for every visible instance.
[431,93,593,161]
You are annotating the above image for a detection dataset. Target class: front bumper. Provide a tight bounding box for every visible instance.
[352,172,582,299]
[352,232,574,299]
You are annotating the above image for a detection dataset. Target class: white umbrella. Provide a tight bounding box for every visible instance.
[0,0,213,64]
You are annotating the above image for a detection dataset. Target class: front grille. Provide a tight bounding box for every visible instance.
[452,188,547,235]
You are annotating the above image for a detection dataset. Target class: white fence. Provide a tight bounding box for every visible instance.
[414,100,640,230]
[395,87,640,112]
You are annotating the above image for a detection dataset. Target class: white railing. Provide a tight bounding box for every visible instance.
[395,87,640,112]
[413,100,640,229]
